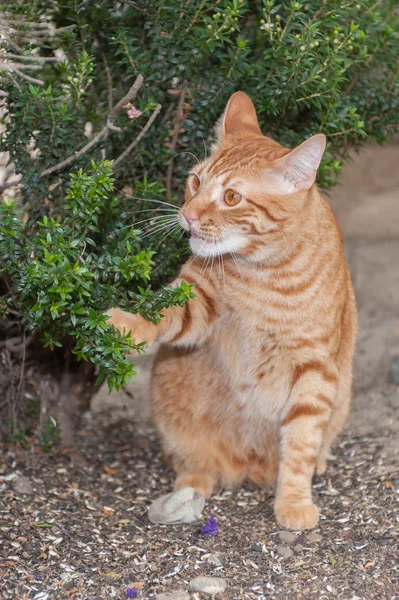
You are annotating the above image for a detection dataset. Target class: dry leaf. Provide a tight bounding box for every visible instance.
[381,480,394,490]
[102,508,114,515]
[103,465,116,476]
[128,581,145,590]
[104,571,122,579]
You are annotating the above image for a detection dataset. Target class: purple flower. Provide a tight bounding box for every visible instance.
[126,589,137,599]
[201,513,219,536]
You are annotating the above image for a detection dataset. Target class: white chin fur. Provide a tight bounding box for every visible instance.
[189,233,246,258]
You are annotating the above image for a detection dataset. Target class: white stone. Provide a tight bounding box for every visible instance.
[148,487,205,525]
[306,532,322,543]
[206,552,223,566]
[13,475,33,495]
[189,576,227,596]
[278,530,296,544]
[277,545,294,559]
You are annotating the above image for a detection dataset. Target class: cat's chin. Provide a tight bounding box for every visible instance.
[189,232,245,258]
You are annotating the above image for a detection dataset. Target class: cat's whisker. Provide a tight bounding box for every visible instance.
[152,223,182,251]
[219,231,244,282]
[130,214,179,228]
[180,238,207,274]
[205,252,215,289]
[197,252,212,285]
[107,214,178,235]
[199,133,208,160]
[166,150,200,164]
[115,189,180,210]
[137,217,179,236]
[118,207,179,217]
[217,247,226,293]
[139,220,180,240]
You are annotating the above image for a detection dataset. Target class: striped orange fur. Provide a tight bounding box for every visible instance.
[107,92,357,530]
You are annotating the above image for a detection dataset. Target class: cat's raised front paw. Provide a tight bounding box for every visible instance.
[275,502,319,530]
[105,307,157,344]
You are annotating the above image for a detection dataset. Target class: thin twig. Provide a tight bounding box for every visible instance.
[103,54,113,113]
[1,52,60,63]
[18,333,26,391]
[2,19,54,28]
[2,21,76,35]
[0,62,43,71]
[166,83,187,200]
[112,104,162,169]
[40,126,109,177]
[2,65,44,86]
[40,75,144,177]
[109,74,143,118]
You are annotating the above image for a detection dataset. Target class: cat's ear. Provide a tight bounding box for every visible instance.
[215,92,262,145]
[269,134,326,193]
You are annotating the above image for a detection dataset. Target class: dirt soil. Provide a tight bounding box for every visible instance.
[1,142,398,600]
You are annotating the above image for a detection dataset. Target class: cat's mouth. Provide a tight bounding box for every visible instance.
[190,230,217,244]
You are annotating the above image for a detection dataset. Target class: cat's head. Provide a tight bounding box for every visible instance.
[179,92,326,262]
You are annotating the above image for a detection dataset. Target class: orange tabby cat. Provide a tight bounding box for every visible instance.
[107,92,357,530]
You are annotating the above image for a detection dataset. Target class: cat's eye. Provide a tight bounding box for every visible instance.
[190,174,200,192]
[224,189,242,206]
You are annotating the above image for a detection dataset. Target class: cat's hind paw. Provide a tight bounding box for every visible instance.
[275,502,319,531]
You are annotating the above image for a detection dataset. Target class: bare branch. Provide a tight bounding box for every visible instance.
[166,84,188,199]
[109,74,144,118]
[1,19,54,28]
[112,104,162,169]
[1,65,44,86]
[40,75,145,177]
[103,57,120,132]
[1,20,76,36]
[0,62,43,71]
[40,126,109,177]
[102,53,113,113]
[2,52,60,63]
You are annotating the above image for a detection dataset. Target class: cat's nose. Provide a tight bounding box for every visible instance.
[183,211,198,226]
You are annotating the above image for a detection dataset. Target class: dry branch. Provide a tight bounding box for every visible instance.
[40,75,145,177]
[1,65,44,86]
[166,84,188,200]
[3,52,60,63]
[112,104,162,169]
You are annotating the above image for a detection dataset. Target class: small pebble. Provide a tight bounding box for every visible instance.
[13,476,34,495]
[294,543,303,553]
[206,552,223,566]
[156,593,191,600]
[189,576,227,596]
[277,545,294,559]
[306,532,322,543]
[148,487,205,525]
[278,530,296,544]
[390,360,399,384]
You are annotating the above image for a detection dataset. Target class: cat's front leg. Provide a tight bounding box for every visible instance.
[275,361,338,530]
[105,308,158,345]
[106,273,217,348]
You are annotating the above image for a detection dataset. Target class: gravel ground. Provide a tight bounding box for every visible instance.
[1,403,398,600]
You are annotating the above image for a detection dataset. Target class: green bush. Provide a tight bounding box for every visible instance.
[0,0,398,441]
[0,162,193,391]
